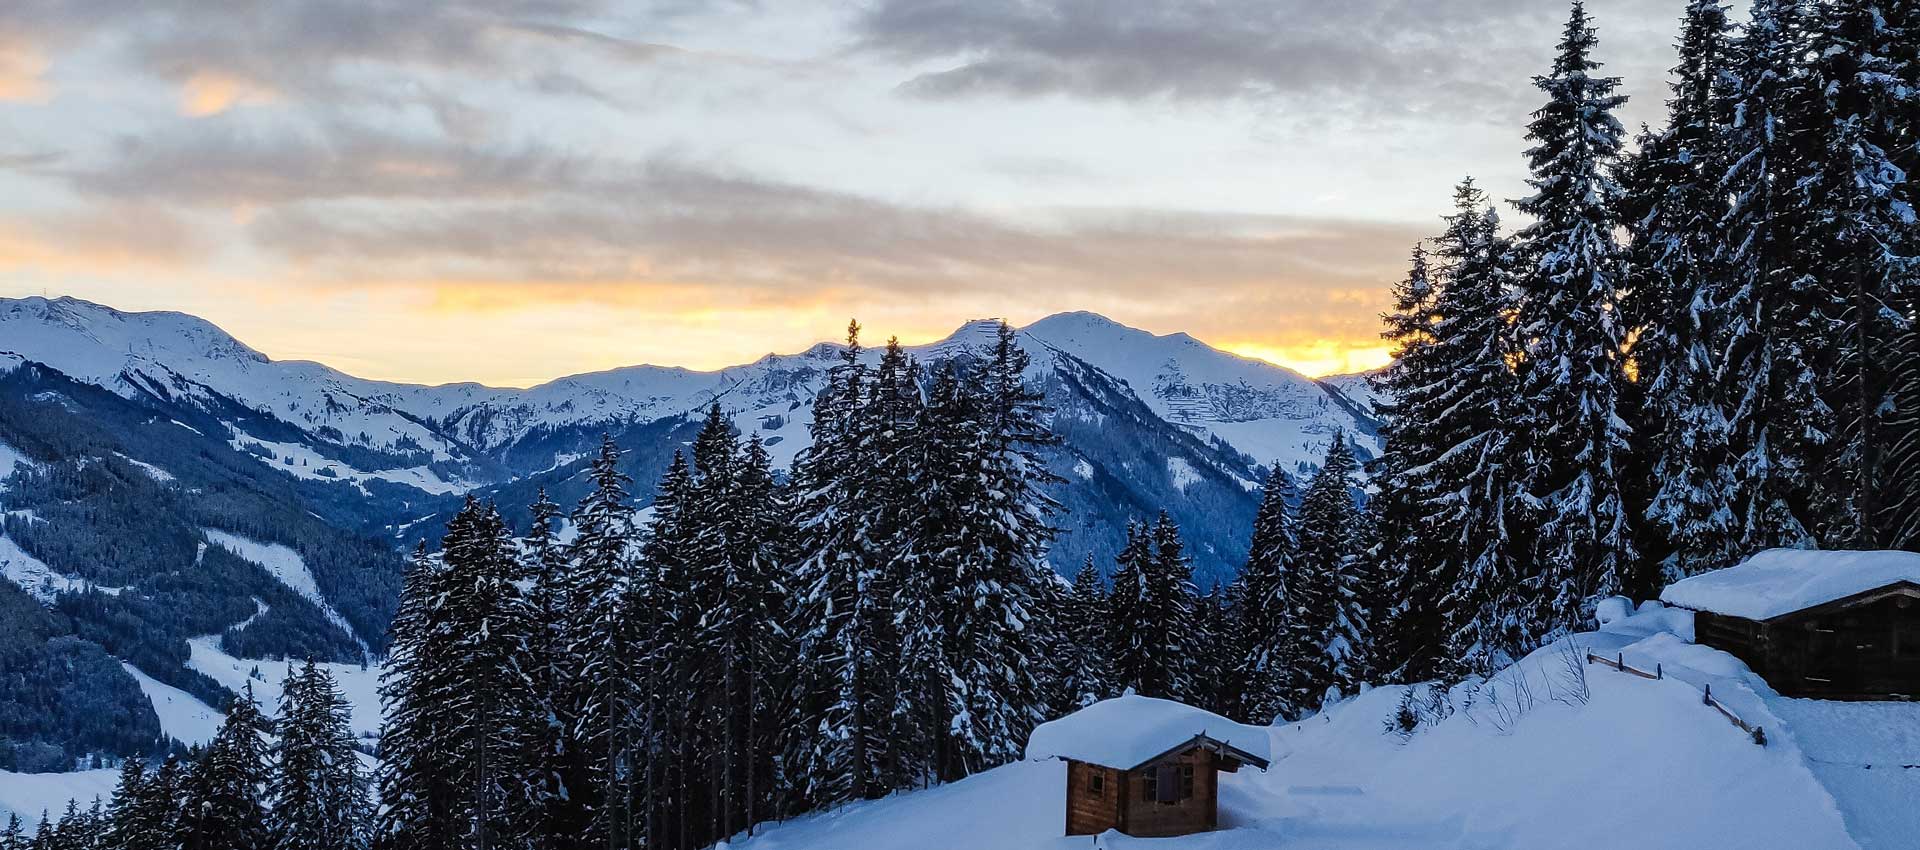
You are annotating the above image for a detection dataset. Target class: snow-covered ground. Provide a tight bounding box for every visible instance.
[120,663,225,747]
[730,607,1865,850]
[0,769,120,824]
[185,637,383,739]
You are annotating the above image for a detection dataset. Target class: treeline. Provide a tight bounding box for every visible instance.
[372,323,1076,850]
[1366,0,1918,682]
[0,661,370,850]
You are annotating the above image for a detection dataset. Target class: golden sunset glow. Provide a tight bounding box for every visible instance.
[1223,342,1395,378]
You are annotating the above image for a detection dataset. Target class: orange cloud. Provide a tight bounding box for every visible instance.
[180,72,277,116]
[1222,341,1393,378]
[0,41,50,102]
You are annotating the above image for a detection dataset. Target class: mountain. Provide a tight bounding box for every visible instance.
[0,295,1377,769]
[0,296,1381,576]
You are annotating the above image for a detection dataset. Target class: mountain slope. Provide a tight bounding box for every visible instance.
[0,296,1379,582]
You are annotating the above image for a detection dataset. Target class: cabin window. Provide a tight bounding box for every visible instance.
[1087,769,1105,798]
[1142,763,1192,804]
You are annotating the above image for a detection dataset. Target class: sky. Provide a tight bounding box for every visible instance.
[0,0,1689,387]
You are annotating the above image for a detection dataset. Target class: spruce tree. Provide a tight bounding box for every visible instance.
[1367,246,1446,681]
[1058,557,1114,710]
[178,688,270,850]
[1714,0,1827,555]
[1624,0,1742,582]
[1234,467,1303,722]
[1107,515,1198,701]
[106,758,162,850]
[376,500,542,850]
[1798,0,1919,546]
[937,324,1061,777]
[271,661,370,850]
[1296,435,1365,703]
[519,488,589,850]
[1509,1,1635,642]
[564,437,639,848]
[787,321,893,807]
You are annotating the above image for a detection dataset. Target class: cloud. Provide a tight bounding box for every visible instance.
[855,0,1675,123]
[58,121,594,206]
[0,1,689,114]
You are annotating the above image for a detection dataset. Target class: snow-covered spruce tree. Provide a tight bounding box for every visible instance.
[141,755,187,843]
[1508,0,1635,643]
[636,451,697,849]
[1423,188,1532,678]
[1366,246,1446,681]
[786,321,895,808]
[375,499,542,850]
[106,757,165,850]
[1058,556,1115,710]
[1,815,22,850]
[1713,0,1827,555]
[1890,0,1920,547]
[934,323,1061,778]
[1232,466,1303,722]
[717,431,796,836]
[270,660,370,850]
[1296,434,1368,702]
[1191,582,1239,714]
[1620,0,1742,582]
[1797,0,1919,547]
[178,687,270,850]
[1107,517,1199,701]
[518,488,589,850]
[562,436,639,848]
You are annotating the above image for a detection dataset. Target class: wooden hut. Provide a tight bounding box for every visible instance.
[1662,549,1920,700]
[1024,694,1270,838]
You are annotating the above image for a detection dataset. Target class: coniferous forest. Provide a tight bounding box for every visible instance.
[6,0,1914,848]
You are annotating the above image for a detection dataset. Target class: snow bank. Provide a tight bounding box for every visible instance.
[1661,548,1920,620]
[1025,694,1271,769]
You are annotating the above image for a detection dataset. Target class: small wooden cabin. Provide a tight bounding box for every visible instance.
[1024,694,1271,838]
[1662,549,1920,700]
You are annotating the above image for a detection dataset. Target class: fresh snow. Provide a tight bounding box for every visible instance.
[0,769,119,824]
[1660,549,1920,620]
[203,528,364,653]
[732,611,1860,850]
[120,662,225,746]
[1026,694,1270,769]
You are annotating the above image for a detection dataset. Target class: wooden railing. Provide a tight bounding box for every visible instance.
[1587,652,1767,747]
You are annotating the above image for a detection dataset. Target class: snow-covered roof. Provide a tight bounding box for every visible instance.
[1660,549,1920,621]
[1024,694,1271,770]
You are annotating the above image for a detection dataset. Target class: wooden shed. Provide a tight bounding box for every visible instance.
[1024,694,1271,838]
[1662,549,1920,700]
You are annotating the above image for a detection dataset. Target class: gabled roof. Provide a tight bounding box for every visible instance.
[1024,694,1271,771]
[1661,549,1920,621]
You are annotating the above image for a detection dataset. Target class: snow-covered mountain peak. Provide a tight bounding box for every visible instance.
[0,295,1380,489]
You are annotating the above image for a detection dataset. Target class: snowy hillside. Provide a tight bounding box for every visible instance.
[720,606,1901,850]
